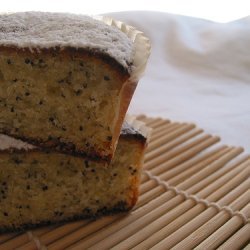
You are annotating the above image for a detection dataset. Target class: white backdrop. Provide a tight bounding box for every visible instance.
[1,0,249,23]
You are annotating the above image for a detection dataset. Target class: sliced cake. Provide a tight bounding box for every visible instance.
[0,12,150,162]
[0,119,150,232]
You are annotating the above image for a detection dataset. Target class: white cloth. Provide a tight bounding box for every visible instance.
[107,11,250,152]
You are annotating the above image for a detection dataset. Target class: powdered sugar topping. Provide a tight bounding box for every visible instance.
[0,12,134,69]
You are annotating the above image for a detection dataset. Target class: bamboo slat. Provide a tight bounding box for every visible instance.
[150,190,249,250]
[217,223,250,250]
[0,116,249,250]
[149,122,180,141]
[196,204,250,249]
[171,196,250,250]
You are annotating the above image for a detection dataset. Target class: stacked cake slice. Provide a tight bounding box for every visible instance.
[0,12,150,232]
[0,119,149,232]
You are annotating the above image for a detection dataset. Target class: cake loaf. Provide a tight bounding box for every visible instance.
[0,12,149,162]
[0,119,149,232]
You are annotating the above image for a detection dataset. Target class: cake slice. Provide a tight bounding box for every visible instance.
[0,12,150,162]
[0,118,150,232]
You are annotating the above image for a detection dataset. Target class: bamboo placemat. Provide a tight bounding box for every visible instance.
[0,115,249,250]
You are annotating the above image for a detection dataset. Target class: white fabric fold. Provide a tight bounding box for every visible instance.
[107,11,250,151]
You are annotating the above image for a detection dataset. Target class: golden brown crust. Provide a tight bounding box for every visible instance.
[126,139,148,208]
[129,177,140,207]
[111,79,138,158]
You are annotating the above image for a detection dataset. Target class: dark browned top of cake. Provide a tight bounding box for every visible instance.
[120,121,147,142]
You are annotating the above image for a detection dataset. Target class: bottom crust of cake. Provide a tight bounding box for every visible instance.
[0,201,130,233]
